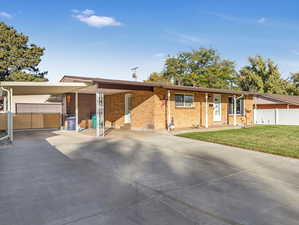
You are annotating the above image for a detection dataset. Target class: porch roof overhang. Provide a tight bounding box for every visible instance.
[61,75,255,95]
[0,82,88,95]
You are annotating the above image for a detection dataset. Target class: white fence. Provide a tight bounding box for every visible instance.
[254,109,299,125]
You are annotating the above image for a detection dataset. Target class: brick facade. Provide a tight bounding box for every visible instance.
[67,89,254,130]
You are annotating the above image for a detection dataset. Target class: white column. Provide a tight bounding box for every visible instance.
[102,91,105,137]
[205,93,208,128]
[7,90,11,140]
[3,96,7,112]
[75,91,79,132]
[96,88,100,137]
[167,90,171,131]
[9,88,13,142]
[233,95,237,126]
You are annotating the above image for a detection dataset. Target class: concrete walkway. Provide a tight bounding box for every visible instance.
[1,131,299,225]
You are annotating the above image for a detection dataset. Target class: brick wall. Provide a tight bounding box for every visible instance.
[66,90,254,130]
[169,90,202,128]
[104,94,125,128]
[152,91,254,129]
[105,90,155,130]
[227,95,254,126]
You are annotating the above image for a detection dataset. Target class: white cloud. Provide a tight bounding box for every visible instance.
[257,17,266,24]
[0,12,12,19]
[82,9,95,16]
[72,9,121,28]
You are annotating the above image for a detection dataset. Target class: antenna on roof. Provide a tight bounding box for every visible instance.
[131,67,139,81]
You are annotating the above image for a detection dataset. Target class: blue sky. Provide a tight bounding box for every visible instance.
[1,0,299,81]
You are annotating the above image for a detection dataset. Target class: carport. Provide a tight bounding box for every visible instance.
[0,81,107,142]
[0,79,147,142]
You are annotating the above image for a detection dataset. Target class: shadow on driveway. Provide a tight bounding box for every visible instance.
[1,131,299,225]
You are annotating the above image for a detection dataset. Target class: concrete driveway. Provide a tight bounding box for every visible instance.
[1,131,299,225]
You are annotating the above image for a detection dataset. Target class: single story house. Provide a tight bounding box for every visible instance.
[254,93,299,125]
[1,75,255,140]
[254,93,299,109]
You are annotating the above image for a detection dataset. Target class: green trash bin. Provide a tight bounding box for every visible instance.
[91,114,97,129]
[91,114,103,129]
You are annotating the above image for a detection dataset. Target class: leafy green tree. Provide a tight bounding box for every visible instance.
[290,72,299,89]
[160,48,237,89]
[145,72,170,84]
[238,56,287,94]
[0,22,47,81]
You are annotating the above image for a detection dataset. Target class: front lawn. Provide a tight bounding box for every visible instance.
[177,125,299,158]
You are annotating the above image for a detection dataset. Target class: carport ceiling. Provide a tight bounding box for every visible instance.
[0,82,88,95]
[76,84,131,95]
[0,82,133,95]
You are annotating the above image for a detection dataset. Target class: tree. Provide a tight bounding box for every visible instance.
[238,56,287,94]
[151,48,237,89]
[145,72,170,84]
[290,72,299,89]
[0,22,47,81]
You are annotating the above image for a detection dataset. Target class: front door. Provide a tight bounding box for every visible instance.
[124,94,132,124]
[213,95,221,121]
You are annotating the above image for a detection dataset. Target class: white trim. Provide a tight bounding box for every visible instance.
[102,92,105,137]
[228,96,245,116]
[6,88,13,142]
[124,94,132,124]
[75,92,79,132]
[167,90,171,131]
[96,89,100,137]
[0,82,87,87]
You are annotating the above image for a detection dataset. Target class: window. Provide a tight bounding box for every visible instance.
[228,97,244,115]
[175,94,194,108]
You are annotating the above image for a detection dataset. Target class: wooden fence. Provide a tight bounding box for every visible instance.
[0,113,60,130]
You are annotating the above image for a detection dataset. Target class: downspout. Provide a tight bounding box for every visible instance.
[205,93,208,128]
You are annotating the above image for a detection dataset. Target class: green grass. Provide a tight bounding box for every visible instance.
[177,125,299,159]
